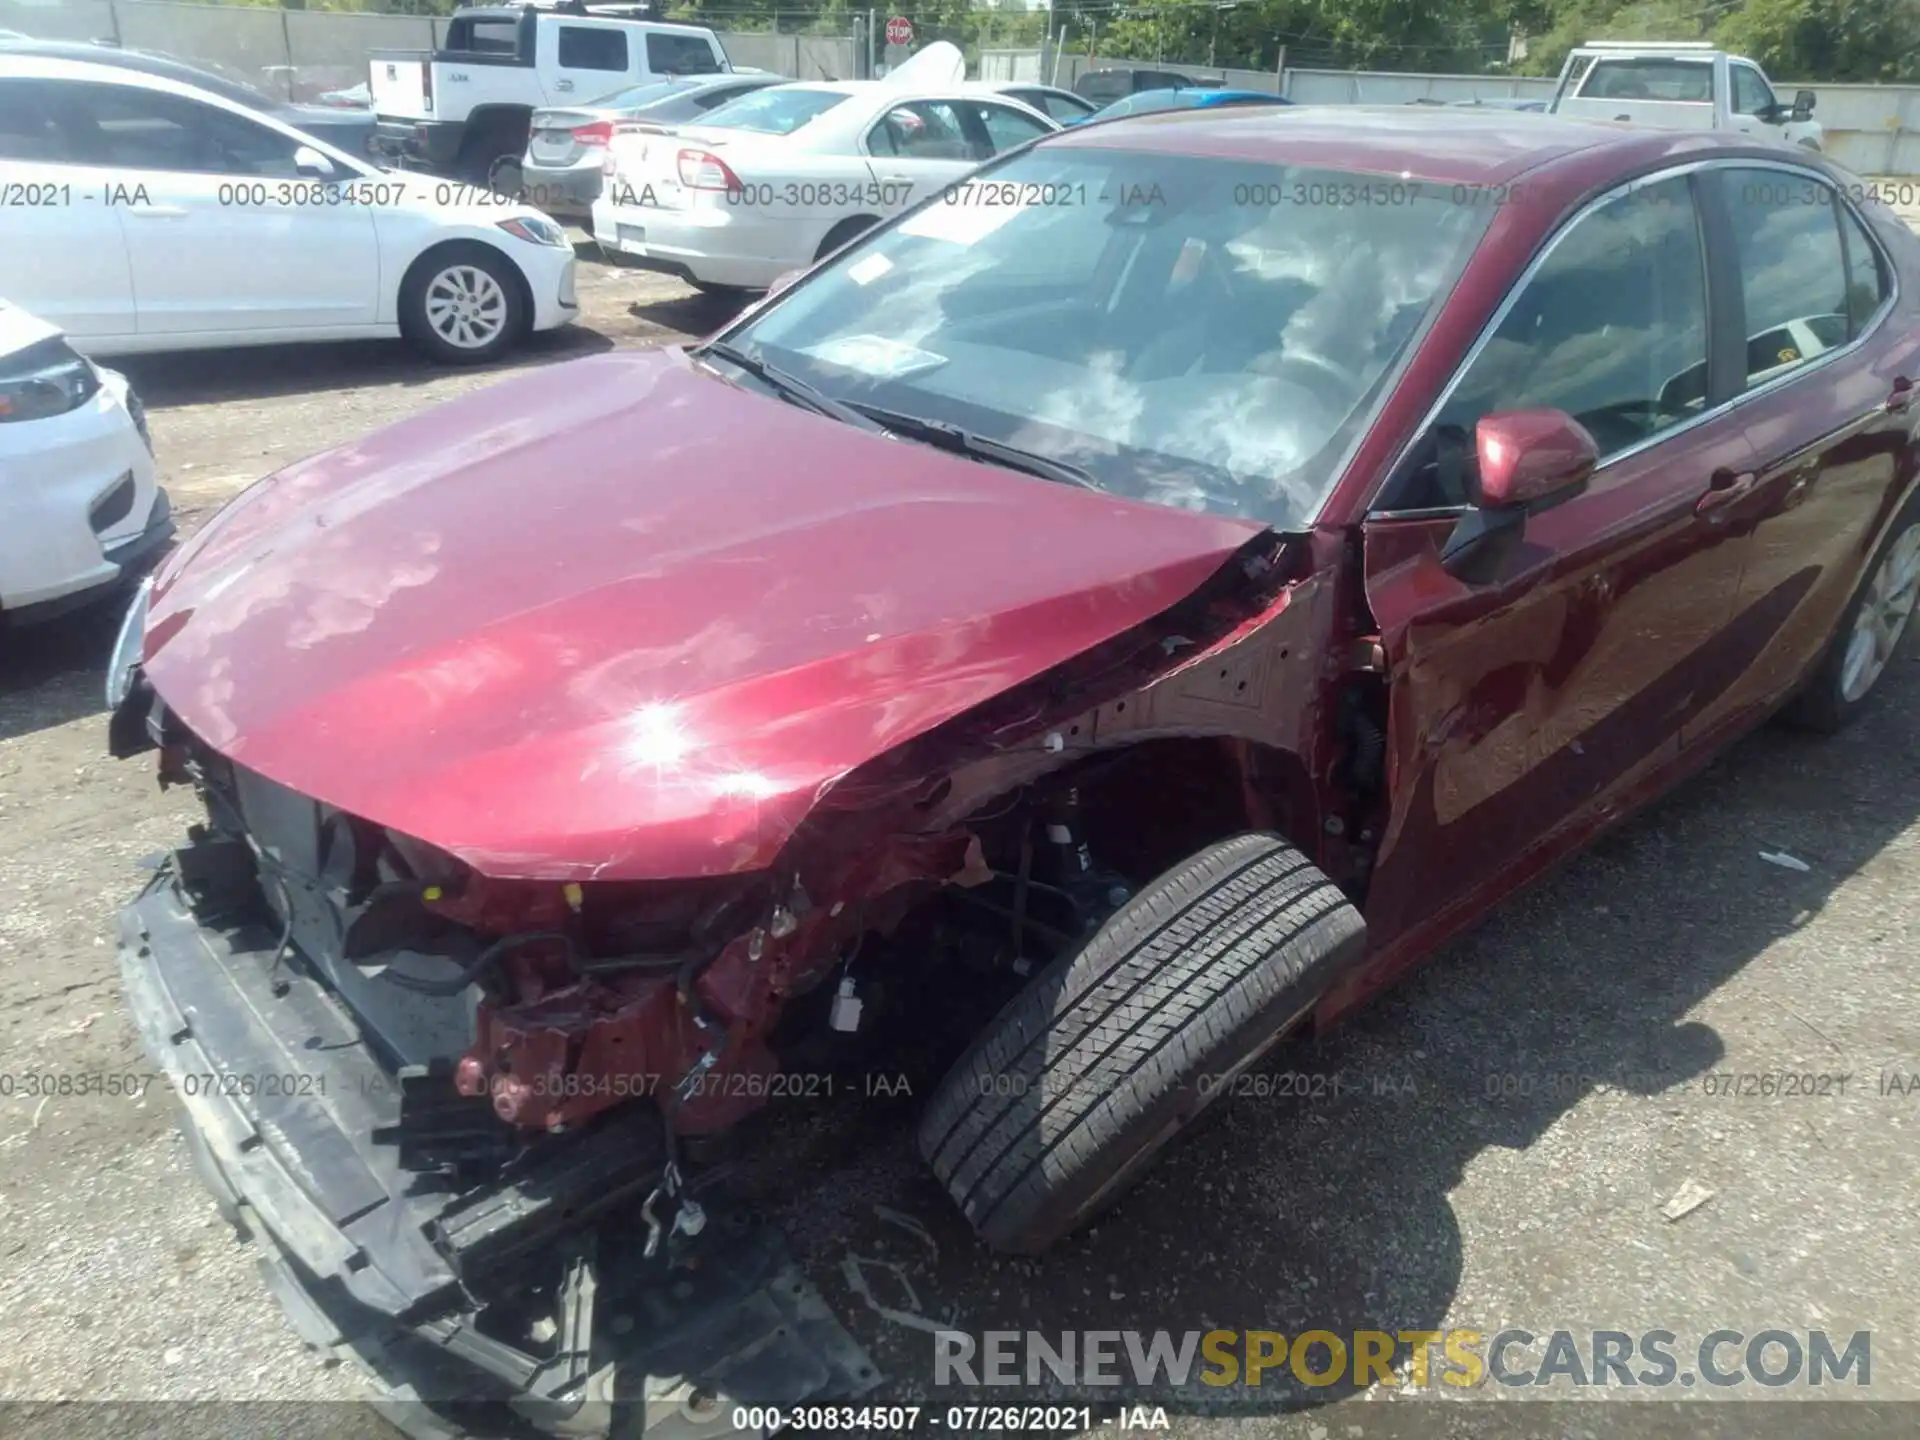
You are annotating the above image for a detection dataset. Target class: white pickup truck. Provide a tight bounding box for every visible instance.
[1549,42,1822,151]
[370,1,733,186]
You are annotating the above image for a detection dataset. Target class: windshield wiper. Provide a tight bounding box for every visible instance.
[846,403,1104,492]
[698,341,887,433]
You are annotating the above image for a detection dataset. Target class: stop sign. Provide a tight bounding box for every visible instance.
[884,14,913,46]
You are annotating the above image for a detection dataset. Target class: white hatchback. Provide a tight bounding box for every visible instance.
[0,300,170,622]
[0,54,581,363]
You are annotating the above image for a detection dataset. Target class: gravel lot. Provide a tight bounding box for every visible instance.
[3,208,1920,1440]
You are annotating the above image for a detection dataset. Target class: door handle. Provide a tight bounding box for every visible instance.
[556,78,575,91]
[1887,377,1915,413]
[124,205,189,218]
[1696,469,1756,515]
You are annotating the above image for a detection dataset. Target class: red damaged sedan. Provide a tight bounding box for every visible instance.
[108,109,1920,1427]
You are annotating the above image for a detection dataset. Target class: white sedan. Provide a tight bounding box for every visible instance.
[0,300,170,622]
[0,53,579,363]
[590,45,1059,293]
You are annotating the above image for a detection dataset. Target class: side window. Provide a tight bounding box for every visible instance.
[1837,204,1891,338]
[1731,65,1775,116]
[1721,169,1851,386]
[867,102,973,161]
[1042,92,1095,123]
[0,80,68,162]
[1397,175,1708,506]
[446,18,520,56]
[557,27,627,72]
[66,83,303,178]
[970,102,1051,154]
[646,34,724,76]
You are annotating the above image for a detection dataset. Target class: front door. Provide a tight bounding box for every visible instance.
[62,80,380,339]
[1358,171,1758,954]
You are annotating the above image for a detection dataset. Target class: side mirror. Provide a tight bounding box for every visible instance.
[1440,409,1597,584]
[1791,89,1816,121]
[294,145,336,179]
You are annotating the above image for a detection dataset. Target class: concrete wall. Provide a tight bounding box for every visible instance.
[0,0,854,100]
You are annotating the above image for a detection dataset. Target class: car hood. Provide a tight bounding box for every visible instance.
[142,348,1265,882]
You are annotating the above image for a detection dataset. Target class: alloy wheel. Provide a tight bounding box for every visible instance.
[424,265,509,351]
[1840,522,1920,702]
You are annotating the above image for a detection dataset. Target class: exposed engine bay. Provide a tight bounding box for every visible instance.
[112,525,1395,1433]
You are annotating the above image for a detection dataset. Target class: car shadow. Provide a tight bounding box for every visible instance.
[737,653,1920,1433]
[109,325,617,410]
[0,594,133,740]
[627,289,753,339]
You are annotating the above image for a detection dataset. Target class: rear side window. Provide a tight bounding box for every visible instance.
[868,101,974,160]
[446,18,519,56]
[647,34,722,76]
[969,101,1051,154]
[0,79,67,162]
[557,27,627,72]
[1583,59,1712,103]
[1838,203,1891,337]
[1720,169,1851,386]
[1031,90,1095,122]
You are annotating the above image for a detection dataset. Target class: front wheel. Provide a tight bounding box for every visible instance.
[400,244,527,364]
[1783,494,1920,731]
[919,832,1366,1254]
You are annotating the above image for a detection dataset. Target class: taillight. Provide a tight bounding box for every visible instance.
[573,120,614,146]
[422,64,433,108]
[677,148,741,190]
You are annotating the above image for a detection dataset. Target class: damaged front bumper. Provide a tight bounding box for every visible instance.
[118,855,877,1438]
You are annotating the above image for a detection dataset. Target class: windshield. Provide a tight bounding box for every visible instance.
[692,86,847,135]
[723,146,1489,527]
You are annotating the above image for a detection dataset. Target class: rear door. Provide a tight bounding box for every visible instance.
[540,21,632,103]
[0,77,136,342]
[1687,164,1920,736]
[65,79,379,337]
[1358,170,1759,951]
[862,99,983,197]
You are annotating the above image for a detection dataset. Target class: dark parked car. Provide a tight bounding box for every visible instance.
[1072,65,1195,105]
[516,71,780,214]
[107,108,1920,1430]
[0,38,377,156]
[989,81,1099,124]
[1094,86,1292,118]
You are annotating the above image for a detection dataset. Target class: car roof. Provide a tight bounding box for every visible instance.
[1050,103,1770,185]
[0,37,279,106]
